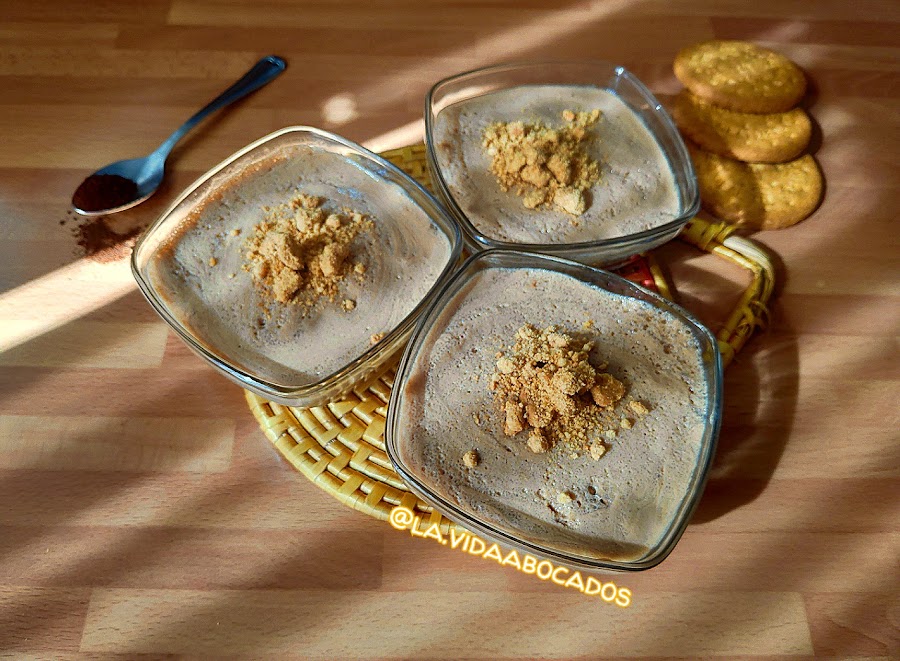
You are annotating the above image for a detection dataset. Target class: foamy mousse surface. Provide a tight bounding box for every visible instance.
[396,267,711,562]
[149,145,452,386]
[432,84,680,244]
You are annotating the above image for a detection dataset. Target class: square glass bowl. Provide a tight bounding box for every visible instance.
[385,249,722,571]
[132,126,462,406]
[425,61,700,266]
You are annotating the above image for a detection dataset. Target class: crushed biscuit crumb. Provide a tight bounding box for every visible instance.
[369,332,385,345]
[463,450,480,468]
[554,187,587,216]
[482,109,602,216]
[527,428,551,454]
[490,324,631,455]
[208,257,218,267]
[590,373,627,408]
[496,357,515,374]
[620,417,634,429]
[319,242,349,278]
[341,298,356,312]
[590,442,607,461]
[629,400,650,416]
[244,193,372,306]
[557,490,575,504]
[504,400,525,436]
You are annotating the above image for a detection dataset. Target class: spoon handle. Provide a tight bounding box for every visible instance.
[155,55,287,157]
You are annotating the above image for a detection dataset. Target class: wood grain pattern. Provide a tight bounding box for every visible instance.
[0,321,169,367]
[0,415,234,471]
[79,589,813,656]
[0,0,898,658]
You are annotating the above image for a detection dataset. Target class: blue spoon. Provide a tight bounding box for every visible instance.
[72,55,287,216]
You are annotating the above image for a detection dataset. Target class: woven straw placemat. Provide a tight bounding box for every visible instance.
[245,144,775,530]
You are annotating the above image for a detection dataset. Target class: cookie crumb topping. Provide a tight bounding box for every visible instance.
[462,450,481,468]
[244,193,372,306]
[489,324,642,457]
[482,110,603,217]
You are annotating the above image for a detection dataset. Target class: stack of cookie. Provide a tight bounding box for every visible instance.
[671,40,823,231]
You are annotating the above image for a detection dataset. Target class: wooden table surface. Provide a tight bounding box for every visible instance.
[1,1,898,658]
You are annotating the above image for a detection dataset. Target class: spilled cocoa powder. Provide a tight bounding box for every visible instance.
[75,217,143,264]
[62,210,145,264]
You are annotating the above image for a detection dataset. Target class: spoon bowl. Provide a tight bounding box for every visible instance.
[72,153,166,216]
[72,55,286,216]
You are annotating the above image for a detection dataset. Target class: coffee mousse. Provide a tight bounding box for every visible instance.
[394,266,713,562]
[432,84,681,244]
[149,144,453,387]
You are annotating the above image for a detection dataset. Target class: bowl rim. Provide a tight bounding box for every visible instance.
[385,248,723,571]
[424,59,700,253]
[131,125,463,404]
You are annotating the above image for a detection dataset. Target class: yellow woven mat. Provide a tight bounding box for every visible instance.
[245,144,775,527]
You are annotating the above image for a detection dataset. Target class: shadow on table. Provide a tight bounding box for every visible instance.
[654,239,799,523]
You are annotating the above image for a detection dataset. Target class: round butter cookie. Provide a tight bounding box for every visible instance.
[674,40,806,113]
[672,90,811,163]
[687,141,822,230]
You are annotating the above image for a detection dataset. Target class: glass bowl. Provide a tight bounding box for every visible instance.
[425,61,699,266]
[132,126,462,406]
[385,249,722,571]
